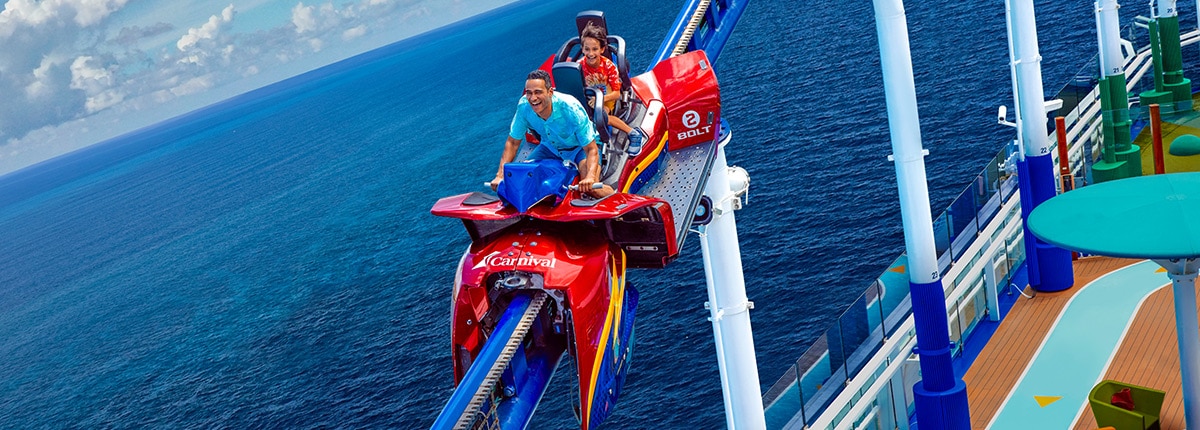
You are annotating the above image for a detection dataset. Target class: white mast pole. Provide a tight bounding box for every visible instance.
[1097,0,1124,81]
[872,0,971,427]
[699,132,766,430]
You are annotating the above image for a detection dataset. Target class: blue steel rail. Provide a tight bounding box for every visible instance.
[432,293,544,429]
[651,0,750,68]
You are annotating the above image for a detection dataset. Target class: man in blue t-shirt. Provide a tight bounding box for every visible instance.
[490,69,613,197]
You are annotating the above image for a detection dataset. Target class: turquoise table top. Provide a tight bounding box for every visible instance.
[1027,172,1200,259]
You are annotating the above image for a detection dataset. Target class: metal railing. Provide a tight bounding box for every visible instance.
[760,21,1200,430]
[761,145,1027,430]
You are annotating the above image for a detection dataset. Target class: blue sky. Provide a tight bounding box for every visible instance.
[0,0,514,175]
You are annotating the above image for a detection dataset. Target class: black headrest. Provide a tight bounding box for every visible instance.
[575,10,606,37]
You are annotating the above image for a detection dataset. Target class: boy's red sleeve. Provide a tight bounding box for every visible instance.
[605,59,621,92]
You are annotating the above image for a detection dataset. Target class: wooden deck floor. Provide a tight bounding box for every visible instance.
[962,256,1197,429]
[1072,272,1193,430]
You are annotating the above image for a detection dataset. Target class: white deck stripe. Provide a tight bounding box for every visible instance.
[986,260,1167,429]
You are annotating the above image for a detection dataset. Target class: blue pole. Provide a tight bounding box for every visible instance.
[1006,0,1074,292]
[1025,153,1073,291]
[872,0,970,427]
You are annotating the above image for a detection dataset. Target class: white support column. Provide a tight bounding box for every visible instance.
[1096,0,1125,78]
[875,0,938,284]
[1154,0,1178,18]
[874,1,970,426]
[1008,0,1053,159]
[1154,257,1200,430]
[699,135,766,430]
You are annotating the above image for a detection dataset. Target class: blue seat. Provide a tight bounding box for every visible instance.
[551,61,611,145]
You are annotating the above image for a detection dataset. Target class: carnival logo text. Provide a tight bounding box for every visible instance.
[486,254,557,268]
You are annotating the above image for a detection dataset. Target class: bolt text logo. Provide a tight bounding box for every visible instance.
[678,110,712,141]
[682,110,701,128]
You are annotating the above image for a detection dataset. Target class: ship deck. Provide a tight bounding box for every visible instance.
[1132,93,1200,175]
[964,256,1196,429]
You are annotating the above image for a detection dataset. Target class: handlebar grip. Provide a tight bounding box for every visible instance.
[568,183,605,191]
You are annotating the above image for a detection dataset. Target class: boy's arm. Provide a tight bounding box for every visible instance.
[603,88,620,104]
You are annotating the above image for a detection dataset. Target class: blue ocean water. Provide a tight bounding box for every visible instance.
[0,0,1130,427]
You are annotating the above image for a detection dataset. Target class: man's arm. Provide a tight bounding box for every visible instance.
[490,136,522,190]
[579,141,615,198]
[577,140,600,189]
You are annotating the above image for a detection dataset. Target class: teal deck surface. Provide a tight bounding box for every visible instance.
[987,260,1167,429]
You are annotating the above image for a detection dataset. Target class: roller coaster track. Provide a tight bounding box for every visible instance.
[672,0,712,56]
[451,292,548,430]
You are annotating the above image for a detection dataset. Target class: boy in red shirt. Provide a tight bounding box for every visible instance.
[579,22,646,155]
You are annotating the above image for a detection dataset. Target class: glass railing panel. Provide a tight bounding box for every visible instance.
[977,176,1003,228]
[947,187,979,260]
[786,336,831,426]
[762,364,803,429]
[880,254,913,339]
[832,290,883,390]
[1049,53,1100,118]
[933,212,952,274]
[948,300,963,347]
[847,300,885,379]
[969,173,990,214]
[994,246,1011,289]
[999,144,1020,200]
[986,150,1003,193]
[764,135,1029,427]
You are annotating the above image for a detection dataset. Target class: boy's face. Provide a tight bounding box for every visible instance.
[524,78,552,117]
[581,37,604,65]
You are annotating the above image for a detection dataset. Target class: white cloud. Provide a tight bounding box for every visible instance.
[291,2,343,35]
[401,6,430,21]
[0,0,128,37]
[291,3,317,33]
[169,75,214,97]
[25,57,62,98]
[177,4,234,51]
[69,56,124,113]
[113,22,175,46]
[73,0,130,26]
[342,24,366,41]
[83,88,125,112]
[69,56,112,92]
[0,0,521,176]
